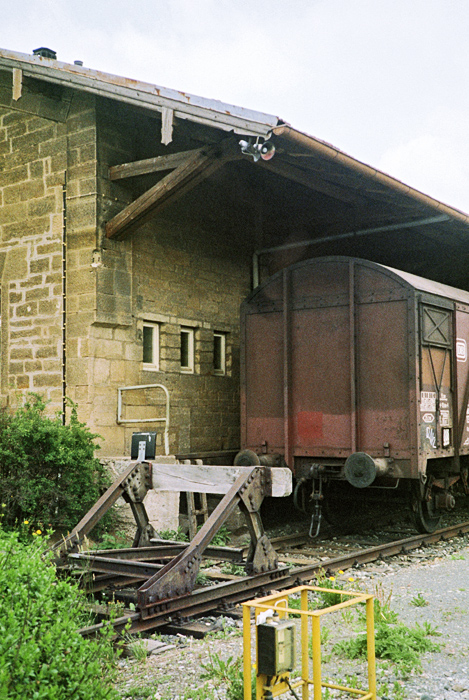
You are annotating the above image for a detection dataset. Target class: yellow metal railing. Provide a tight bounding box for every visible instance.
[242,585,376,700]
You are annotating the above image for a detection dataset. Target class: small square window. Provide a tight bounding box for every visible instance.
[142,323,159,369]
[213,332,226,375]
[180,327,194,373]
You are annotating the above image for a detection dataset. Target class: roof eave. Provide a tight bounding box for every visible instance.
[273,125,469,224]
[0,47,280,137]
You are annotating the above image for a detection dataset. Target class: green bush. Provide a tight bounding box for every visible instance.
[0,527,119,699]
[0,394,111,533]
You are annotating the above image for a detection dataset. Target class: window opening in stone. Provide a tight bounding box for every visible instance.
[143,322,159,369]
[180,327,194,373]
[213,332,226,375]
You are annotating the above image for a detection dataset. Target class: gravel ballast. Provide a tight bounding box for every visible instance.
[115,535,469,700]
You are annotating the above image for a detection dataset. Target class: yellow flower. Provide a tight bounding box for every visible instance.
[23,520,29,525]
[348,577,355,582]
[36,529,42,535]
[329,576,335,582]
[338,570,344,575]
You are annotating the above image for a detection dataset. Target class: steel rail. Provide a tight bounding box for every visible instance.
[79,518,469,637]
[68,542,245,565]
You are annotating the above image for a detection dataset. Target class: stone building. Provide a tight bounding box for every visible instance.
[1,46,469,459]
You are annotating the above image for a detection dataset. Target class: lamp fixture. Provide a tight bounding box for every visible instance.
[239,137,275,162]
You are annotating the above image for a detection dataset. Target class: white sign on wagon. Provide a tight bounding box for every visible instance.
[421,391,436,412]
[456,338,467,362]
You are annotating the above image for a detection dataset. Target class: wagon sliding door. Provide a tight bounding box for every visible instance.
[289,260,352,462]
[419,303,454,458]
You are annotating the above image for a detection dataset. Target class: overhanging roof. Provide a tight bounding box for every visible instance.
[2,47,469,287]
[0,47,280,136]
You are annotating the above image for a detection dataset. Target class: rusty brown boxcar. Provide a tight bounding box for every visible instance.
[238,256,469,533]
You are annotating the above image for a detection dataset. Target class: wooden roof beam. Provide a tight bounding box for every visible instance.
[108,148,203,181]
[106,138,241,239]
[259,157,360,204]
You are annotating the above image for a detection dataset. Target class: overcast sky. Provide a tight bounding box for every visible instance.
[2,0,469,213]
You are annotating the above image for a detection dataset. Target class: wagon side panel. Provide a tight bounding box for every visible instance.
[454,305,469,455]
[356,298,412,459]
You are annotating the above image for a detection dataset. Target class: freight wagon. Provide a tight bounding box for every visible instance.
[237,256,469,533]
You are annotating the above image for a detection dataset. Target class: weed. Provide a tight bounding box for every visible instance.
[124,633,148,663]
[372,581,397,623]
[356,582,397,624]
[201,651,253,700]
[181,683,217,699]
[450,553,465,560]
[221,562,245,576]
[207,618,242,639]
[341,608,355,624]
[315,570,346,607]
[93,531,130,550]
[442,605,467,621]
[157,527,188,542]
[378,680,407,700]
[411,592,429,607]
[120,684,155,699]
[196,570,211,586]
[343,673,363,689]
[334,620,441,677]
[210,524,231,547]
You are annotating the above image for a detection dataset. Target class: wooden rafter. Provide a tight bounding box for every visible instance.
[105,138,241,240]
[108,149,203,181]
[259,157,360,204]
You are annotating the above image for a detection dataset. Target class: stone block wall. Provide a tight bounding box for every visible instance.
[0,88,100,419]
[0,105,65,406]
[0,88,254,458]
[93,102,253,457]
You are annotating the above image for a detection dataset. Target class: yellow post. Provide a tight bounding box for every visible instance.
[300,589,309,700]
[366,597,376,700]
[311,614,322,700]
[243,604,252,700]
[255,606,265,700]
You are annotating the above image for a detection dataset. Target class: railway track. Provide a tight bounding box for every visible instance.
[79,517,469,637]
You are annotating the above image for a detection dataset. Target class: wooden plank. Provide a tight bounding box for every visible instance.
[151,464,292,498]
[109,148,203,180]
[161,107,174,145]
[12,68,22,101]
[105,138,240,239]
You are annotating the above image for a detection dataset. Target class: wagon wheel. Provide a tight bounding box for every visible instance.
[412,483,442,533]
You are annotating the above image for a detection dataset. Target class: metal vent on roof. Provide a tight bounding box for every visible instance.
[33,47,57,60]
